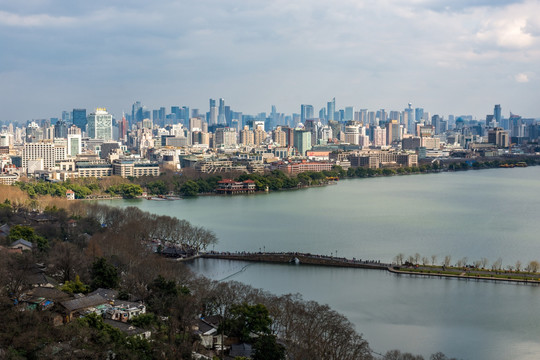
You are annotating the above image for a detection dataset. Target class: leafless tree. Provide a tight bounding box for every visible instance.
[443,255,452,267]
[492,257,503,271]
[527,260,539,273]
[48,241,88,283]
[480,258,489,269]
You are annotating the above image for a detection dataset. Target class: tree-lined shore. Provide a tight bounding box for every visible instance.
[12,155,540,200]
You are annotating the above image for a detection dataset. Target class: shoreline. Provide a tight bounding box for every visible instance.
[189,252,540,286]
[141,162,538,200]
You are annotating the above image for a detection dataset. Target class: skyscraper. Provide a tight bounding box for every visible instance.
[87,108,113,141]
[132,101,143,125]
[494,104,502,124]
[319,108,326,121]
[327,98,335,121]
[54,119,68,139]
[344,107,354,121]
[415,108,424,122]
[301,104,314,123]
[72,109,87,132]
[406,103,414,134]
[218,100,226,124]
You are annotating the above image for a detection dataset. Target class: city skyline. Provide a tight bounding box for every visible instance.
[1,0,539,122]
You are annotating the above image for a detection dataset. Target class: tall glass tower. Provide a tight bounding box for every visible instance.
[494,104,501,124]
[72,109,87,132]
[327,98,335,121]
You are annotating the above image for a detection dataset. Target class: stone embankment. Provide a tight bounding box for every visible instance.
[199,251,540,285]
[201,251,390,270]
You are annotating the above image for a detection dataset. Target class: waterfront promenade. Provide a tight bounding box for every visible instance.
[199,251,540,285]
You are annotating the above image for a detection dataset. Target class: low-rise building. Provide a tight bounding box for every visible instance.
[112,159,160,178]
[76,161,113,178]
[273,161,333,175]
[216,179,256,194]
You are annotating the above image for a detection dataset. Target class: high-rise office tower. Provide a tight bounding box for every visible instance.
[218,98,226,125]
[494,104,502,124]
[319,108,326,121]
[301,104,313,123]
[182,106,190,125]
[359,109,368,123]
[305,105,314,121]
[432,115,441,134]
[345,107,354,121]
[389,111,400,121]
[54,119,68,139]
[367,111,376,125]
[378,109,387,123]
[415,108,424,122]
[62,111,72,123]
[72,109,87,132]
[209,106,218,126]
[87,108,113,141]
[327,98,335,121]
[159,107,166,124]
[406,103,414,134]
[301,105,307,123]
[132,101,143,125]
[142,107,151,121]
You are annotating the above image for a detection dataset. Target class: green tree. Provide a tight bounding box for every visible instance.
[221,303,272,342]
[146,180,168,195]
[90,257,119,290]
[253,335,286,360]
[61,275,90,294]
[8,225,36,242]
[180,180,199,196]
[147,275,179,315]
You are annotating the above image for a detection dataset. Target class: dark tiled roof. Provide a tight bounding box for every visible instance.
[26,287,71,301]
[25,272,58,287]
[229,343,253,358]
[60,293,109,312]
[197,319,217,334]
[87,288,119,301]
[202,315,222,327]
[103,319,148,336]
[10,238,33,249]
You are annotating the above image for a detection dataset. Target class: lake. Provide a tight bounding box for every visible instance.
[102,167,540,359]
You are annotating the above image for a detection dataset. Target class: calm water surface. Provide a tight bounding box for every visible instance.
[102,167,540,359]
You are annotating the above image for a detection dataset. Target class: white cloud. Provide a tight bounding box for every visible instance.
[515,73,529,82]
[0,10,75,27]
[476,18,534,49]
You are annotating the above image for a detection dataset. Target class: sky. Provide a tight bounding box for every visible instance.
[1,0,539,122]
